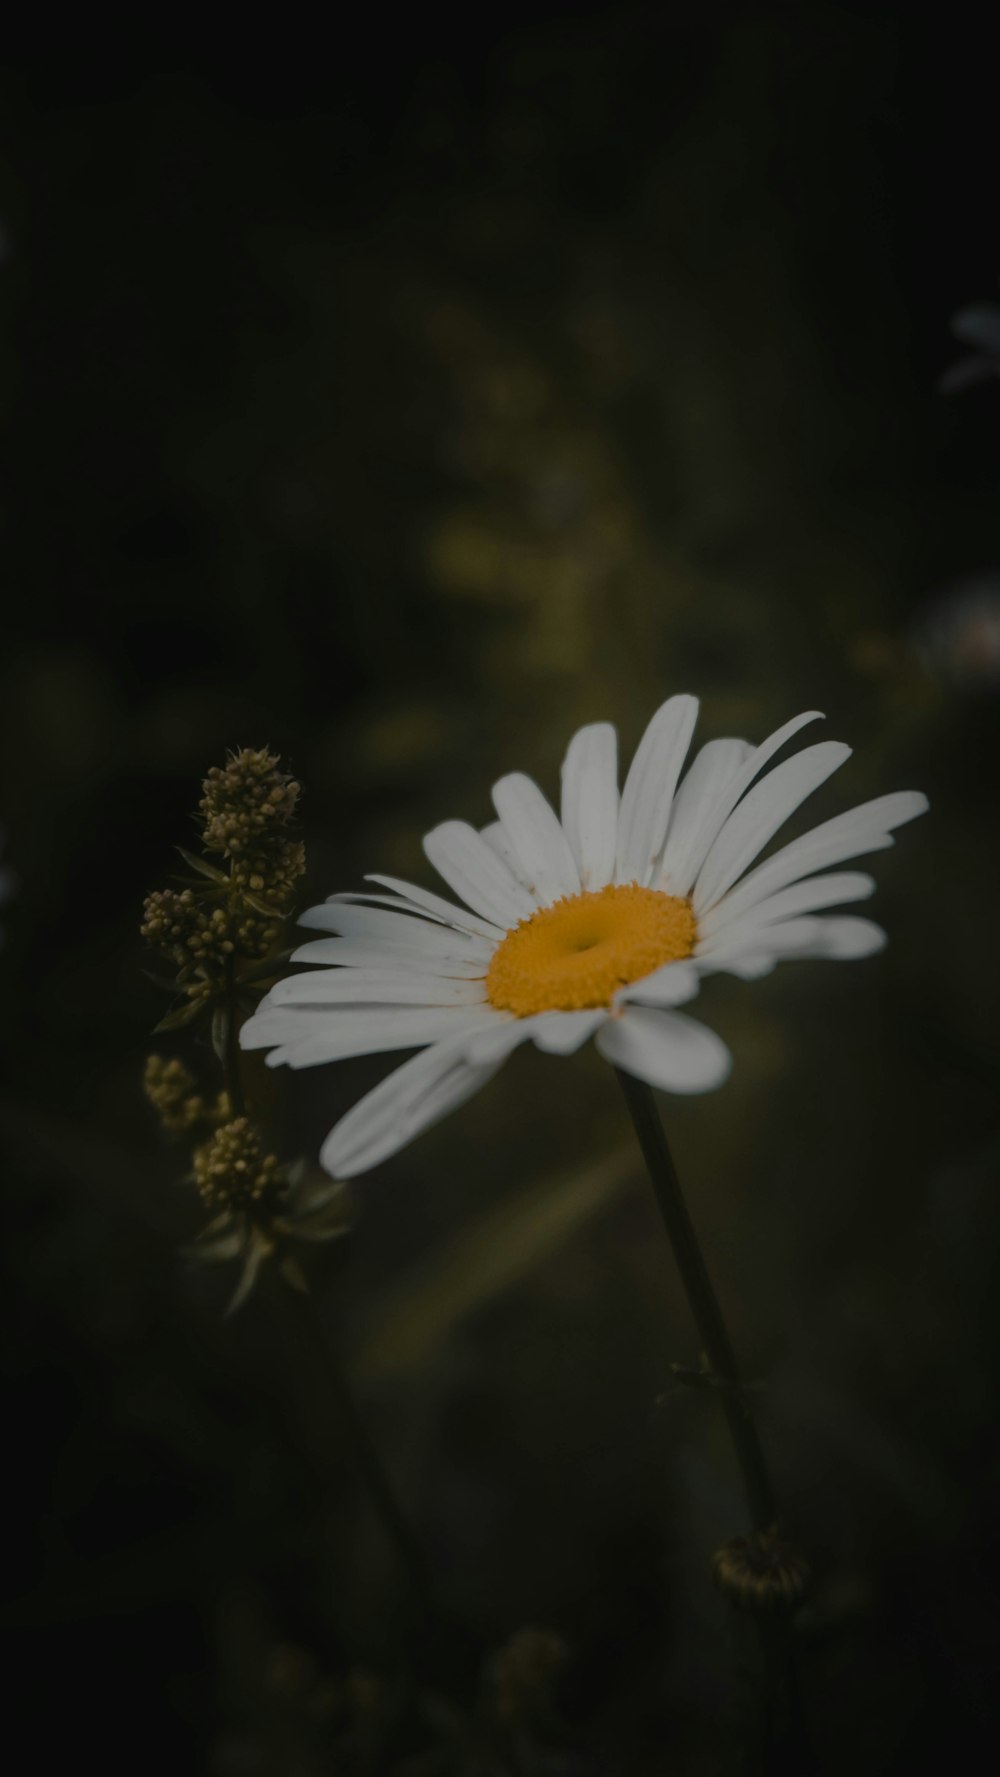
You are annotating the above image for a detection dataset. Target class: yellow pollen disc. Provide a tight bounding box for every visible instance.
[485,883,697,1016]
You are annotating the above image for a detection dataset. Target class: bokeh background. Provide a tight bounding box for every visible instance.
[3,5,999,1771]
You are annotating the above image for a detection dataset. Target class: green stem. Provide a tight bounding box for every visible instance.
[219,958,432,1621]
[614,1069,777,1534]
[221,958,246,1117]
[280,1280,435,1622]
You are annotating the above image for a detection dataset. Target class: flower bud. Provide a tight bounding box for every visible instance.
[200,748,300,857]
[193,1117,284,1213]
[712,1528,810,1614]
[141,888,234,977]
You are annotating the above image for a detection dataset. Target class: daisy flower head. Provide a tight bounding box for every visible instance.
[241,699,927,1179]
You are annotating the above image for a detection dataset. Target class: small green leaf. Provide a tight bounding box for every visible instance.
[241,890,282,918]
[278,1255,309,1293]
[211,1004,230,1063]
[236,949,295,987]
[153,997,207,1033]
[669,1362,727,1392]
[141,967,186,993]
[175,846,229,884]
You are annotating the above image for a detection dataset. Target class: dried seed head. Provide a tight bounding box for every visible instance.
[712,1528,811,1614]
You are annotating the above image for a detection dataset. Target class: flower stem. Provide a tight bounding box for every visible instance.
[614,1068,777,1534]
[221,959,246,1117]
[279,1279,435,1623]
[218,969,434,1624]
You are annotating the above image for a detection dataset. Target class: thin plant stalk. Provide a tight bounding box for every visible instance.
[222,969,433,1622]
[614,1067,777,1532]
[615,1070,814,1769]
[278,1277,435,1624]
[220,959,246,1117]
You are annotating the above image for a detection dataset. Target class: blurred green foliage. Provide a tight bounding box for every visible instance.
[2,6,999,1772]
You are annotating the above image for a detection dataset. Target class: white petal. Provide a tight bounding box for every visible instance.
[693,740,852,912]
[803,916,887,959]
[696,914,886,972]
[695,915,828,968]
[699,871,876,942]
[327,891,450,921]
[241,1007,312,1050]
[615,695,699,885]
[665,711,827,892]
[263,969,488,1007]
[257,1005,499,1070]
[492,772,581,903]
[595,1006,732,1094]
[703,952,779,981]
[424,820,536,928]
[615,959,701,1009]
[320,1025,524,1178]
[290,937,489,979]
[364,874,505,941]
[657,738,752,894]
[300,899,493,958]
[480,821,537,894]
[694,790,928,927]
[529,1009,607,1054]
[560,721,619,890]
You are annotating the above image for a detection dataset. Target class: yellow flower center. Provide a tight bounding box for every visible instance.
[485,883,697,1016]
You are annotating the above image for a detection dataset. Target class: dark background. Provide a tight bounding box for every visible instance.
[2,5,999,1771]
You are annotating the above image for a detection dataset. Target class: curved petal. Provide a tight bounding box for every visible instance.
[663,712,825,896]
[480,821,537,895]
[703,952,779,981]
[615,959,701,1009]
[327,891,450,922]
[596,1005,731,1094]
[698,871,876,943]
[424,820,536,928]
[364,874,505,941]
[529,1009,607,1054]
[657,737,752,895]
[693,740,852,913]
[801,916,887,959]
[615,695,699,886]
[300,899,493,959]
[289,936,489,977]
[244,1004,500,1069]
[696,914,886,973]
[263,968,488,1007]
[560,721,619,890]
[695,915,827,968]
[492,772,581,903]
[320,1025,526,1178]
[694,790,928,928]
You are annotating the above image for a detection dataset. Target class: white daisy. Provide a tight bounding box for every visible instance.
[241,699,927,1178]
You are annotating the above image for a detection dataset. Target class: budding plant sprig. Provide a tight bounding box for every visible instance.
[140,748,434,1622]
[141,748,349,1312]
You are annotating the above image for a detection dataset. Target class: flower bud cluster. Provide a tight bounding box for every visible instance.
[142,748,320,1312]
[142,748,304,987]
[193,1117,285,1213]
[200,748,300,857]
[141,888,235,979]
[143,1055,229,1133]
[231,836,306,908]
